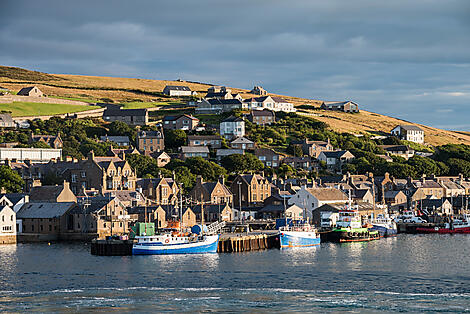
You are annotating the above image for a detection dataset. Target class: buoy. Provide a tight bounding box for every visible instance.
[48,242,51,246]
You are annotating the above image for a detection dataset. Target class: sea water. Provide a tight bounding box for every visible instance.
[1,234,470,312]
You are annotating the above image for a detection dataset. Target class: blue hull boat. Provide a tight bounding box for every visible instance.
[132,234,219,255]
[371,224,397,237]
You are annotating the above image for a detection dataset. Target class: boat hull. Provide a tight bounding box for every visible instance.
[416,226,470,234]
[371,225,397,237]
[329,228,380,243]
[279,231,321,248]
[132,235,219,255]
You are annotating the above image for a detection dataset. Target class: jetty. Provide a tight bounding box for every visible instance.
[91,239,134,256]
[217,233,279,253]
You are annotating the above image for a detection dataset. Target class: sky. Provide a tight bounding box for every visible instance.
[1,1,470,130]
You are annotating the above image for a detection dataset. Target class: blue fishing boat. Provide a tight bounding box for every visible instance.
[371,214,397,237]
[279,222,321,248]
[132,233,219,255]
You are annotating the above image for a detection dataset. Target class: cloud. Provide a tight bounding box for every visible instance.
[1,0,470,130]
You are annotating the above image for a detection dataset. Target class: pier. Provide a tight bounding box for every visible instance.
[217,233,279,253]
[90,239,134,256]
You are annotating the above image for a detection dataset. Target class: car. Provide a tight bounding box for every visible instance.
[404,217,426,223]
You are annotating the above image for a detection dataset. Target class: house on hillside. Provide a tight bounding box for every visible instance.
[230,137,255,150]
[248,109,275,126]
[296,138,334,158]
[391,125,424,144]
[136,130,164,154]
[179,146,209,159]
[318,150,355,171]
[220,116,245,140]
[0,113,16,128]
[17,86,44,97]
[187,135,222,149]
[321,101,359,113]
[251,85,267,96]
[195,98,243,114]
[103,107,149,126]
[254,148,282,168]
[137,177,179,205]
[271,97,296,112]
[379,145,414,160]
[30,133,63,149]
[163,85,193,97]
[99,135,130,147]
[190,176,233,205]
[163,114,199,130]
[154,151,171,167]
[231,174,271,207]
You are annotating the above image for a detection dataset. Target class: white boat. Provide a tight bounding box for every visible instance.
[371,214,397,237]
[279,222,320,248]
[132,233,219,255]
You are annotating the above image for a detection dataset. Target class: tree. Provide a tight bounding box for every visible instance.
[108,121,136,139]
[164,129,187,149]
[185,157,226,181]
[221,153,264,173]
[286,144,303,157]
[276,164,295,178]
[0,166,24,193]
[447,158,470,177]
[174,166,196,191]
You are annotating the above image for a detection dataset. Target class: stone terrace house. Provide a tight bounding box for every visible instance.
[190,176,233,205]
[384,190,407,212]
[163,85,193,97]
[29,133,63,148]
[195,98,243,114]
[136,130,164,155]
[0,205,16,244]
[254,148,282,168]
[251,85,268,95]
[282,156,315,171]
[248,109,275,126]
[188,135,222,149]
[99,135,130,147]
[163,114,199,130]
[289,187,348,220]
[321,101,359,113]
[17,86,44,97]
[220,116,245,140]
[231,174,272,207]
[103,107,149,126]
[379,145,414,160]
[127,205,167,228]
[231,137,255,150]
[191,204,234,223]
[29,182,77,203]
[409,177,445,202]
[295,138,334,158]
[32,151,137,194]
[0,113,15,128]
[137,177,179,205]
[391,125,424,144]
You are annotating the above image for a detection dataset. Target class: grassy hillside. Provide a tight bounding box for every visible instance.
[1,65,469,146]
[0,102,99,117]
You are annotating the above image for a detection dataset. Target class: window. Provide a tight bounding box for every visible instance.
[81,171,86,178]
[11,215,13,221]
[71,174,77,183]
[49,225,52,231]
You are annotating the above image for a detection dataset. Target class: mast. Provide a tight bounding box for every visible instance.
[179,184,183,232]
[200,190,205,227]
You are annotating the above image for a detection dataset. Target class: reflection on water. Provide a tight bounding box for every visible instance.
[1,235,470,312]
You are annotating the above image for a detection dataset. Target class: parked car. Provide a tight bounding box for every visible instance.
[404,217,426,223]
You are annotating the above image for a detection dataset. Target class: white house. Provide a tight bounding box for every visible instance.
[163,85,193,97]
[271,97,297,112]
[391,125,424,144]
[288,186,348,219]
[0,205,16,244]
[0,147,62,163]
[220,116,245,140]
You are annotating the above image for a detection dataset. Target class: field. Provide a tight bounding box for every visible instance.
[0,102,99,117]
[1,65,470,146]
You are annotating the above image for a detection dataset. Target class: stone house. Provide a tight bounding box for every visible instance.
[254,148,282,168]
[187,135,222,149]
[136,130,164,154]
[163,85,192,97]
[251,85,267,95]
[103,107,149,126]
[29,133,63,149]
[439,179,466,197]
[282,156,315,171]
[0,113,15,128]
[230,137,255,150]
[289,187,348,220]
[195,99,243,114]
[179,146,209,159]
[318,150,355,171]
[190,176,233,205]
[17,86,44,97]
[320,101,359,113]
[231,174,272,207]
[391,125,424,144]
[99,135,130,147]
[155,151,171,167]
[137,177,179,205]
[191,203,233,223]
[0,205,16,244]
[248,109,275,126]
[163,114,199,130]
[353,188,374,204]
[384,190,407,212]
[127,205,167,229]
[298,138,334,158]
[29,182,77,203]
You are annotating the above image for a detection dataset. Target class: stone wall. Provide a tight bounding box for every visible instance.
[0,234,17,244]
[0,95,90,106]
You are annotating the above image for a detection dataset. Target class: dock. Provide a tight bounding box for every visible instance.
[217,233,279,253]
[397,222,437,233]
[90,239,134,256]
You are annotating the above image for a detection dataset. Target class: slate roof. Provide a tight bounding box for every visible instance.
[164,85,191,91]
[188,135,221,141]
[29,186,65,202]
[208,99,243,106]
[0,114,14,123]
[321,150,352,159]
[181,146,209,153]
[103,108,148,116]
[398,125,423,132]
[17,202,77,219]
[17,86,36,95]
[231,137,254,144]
[0,193,27,205]
[191,204,230,214]
[163,114,198,121]
[250,109,274,117]
[216,149,244,157]
[379,145,411,152]
[137,130,163,138]
[100,136,130,143]
[271,97,289,103]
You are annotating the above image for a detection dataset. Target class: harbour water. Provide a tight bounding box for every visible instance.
[1,234,470,312]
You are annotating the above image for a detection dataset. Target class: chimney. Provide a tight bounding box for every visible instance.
[384,172,390,181]
[196,175,203,186]
[88,150,95,160]
[219,175,225,185]
[421,174,426,184]
[0,187,6,194]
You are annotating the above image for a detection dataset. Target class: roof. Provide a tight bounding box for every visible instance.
[353,189,371,199]
[315,202,374,212]
[100,136,130,143]
[163,114,198,121]
[231,137,254,144]
[222,116,244,123]
[0,114,14,123]
[72,198,117,214]
[384,190,405,198]
[216,149,244,156]
[250,109,274,117]
[164,85,191,91]
[17,202,77,219]
[379,145,411,152]
[208,99,243,106]
[181,146,209,153]
[271,97,289,103]
[397,125,423,132]
[321,150,353,159]
[17,86,38,95]
[29,185,65,202]
[254,148,278,156]
[187,135,220,141]
[191,204,230,214]
[103,108,148,116]
[305,188,348,201]
[0,193,27,204]
[137,130,163,138]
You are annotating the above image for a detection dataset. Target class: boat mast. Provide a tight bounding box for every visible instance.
[179,183,183,233]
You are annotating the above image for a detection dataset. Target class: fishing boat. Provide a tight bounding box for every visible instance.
[329,207,380,242]
[371,214,397,237]
[416,216,470,234]
[278,221,320,248]
[132,232,219,255]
